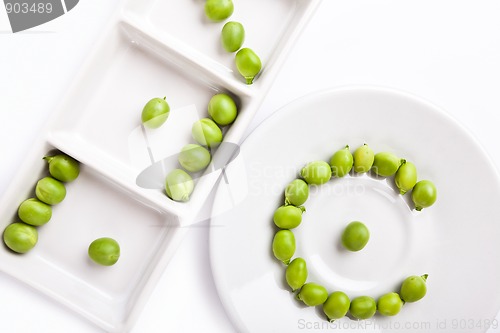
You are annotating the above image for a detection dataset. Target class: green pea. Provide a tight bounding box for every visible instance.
[88,237,120,266]
[395,161,417,195]
[208,93,238,126]
[353,144,374,173]
[285,257,308,291]
[330,145,353,178]
[323,291,350,321]
[204,0,233,22]
[235,48,262,85]
[141,97,170,129]
[273,205,303,229]
[43,154,80,182]
[192,118,223,148]
[272,230,295,265]
[349,296,376,319]
[341,221,370,252]
[372,152,403,177]
[35,177,66,205]
[165,169,194,202]
[284,179,309,206]
[297,283,328,306]
[178,144,211,173]
[221,21,245,53]
[18,198,52,226]
[3,222,38,254]
[301,161,332,185]
[400,274,428,303]
[377,292,403,316]
[411,180,437,211]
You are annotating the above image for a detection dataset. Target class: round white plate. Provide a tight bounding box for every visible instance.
[209,86,500,333]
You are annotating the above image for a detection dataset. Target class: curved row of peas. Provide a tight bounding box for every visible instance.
[204,0,262,84]
[2,153,120,266]
[271,143,435,321]
[141,93,239,202]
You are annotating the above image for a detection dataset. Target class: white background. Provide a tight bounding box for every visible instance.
[1,0,500,332]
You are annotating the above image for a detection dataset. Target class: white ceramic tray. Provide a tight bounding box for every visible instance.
[0,0,321,331]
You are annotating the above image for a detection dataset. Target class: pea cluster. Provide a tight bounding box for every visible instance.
[203,0,262,84]
[2,153,80,254]
[272,143,436,321]
[141,93,239,202]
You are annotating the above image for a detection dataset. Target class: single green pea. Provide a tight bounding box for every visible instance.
[400,274,428,303]
[18,198,52,226]
[43,154,80,182]
[35,177,66,205]
[372,152,403,177]
[377,292,404,316]
[395,161,417,195]
[349,296,377,319]
[221,21,245,53]
[178,144,211,173]
[204,0,234,22]
[272,230,295,265]
[235,48,262,85]
[208,93,238,126]
[285,257,308,291]
[301,161,332,185]
[192,118,223,148]
[165,169,194,202]
[323,291,350,321]
[341,221,370,252]
[297,283,328,306]
[330,145,353,177]
[3,222,38,254]
[141,97,170,129]
[88,237,120,266]
[284,179,309,206]
[353,144,374,173]
[411,180,437,211]
[273,205,304,229]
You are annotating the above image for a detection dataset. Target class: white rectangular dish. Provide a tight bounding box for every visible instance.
[0,0,321,331]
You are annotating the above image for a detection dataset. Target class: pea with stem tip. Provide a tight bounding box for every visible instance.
[330,145,353,178]
[273,205,304,229]
[192,118,223,148]
[349,296,377,319]
[221,21,245,53]
[301,161,332,185]
[208,93,238,126]
[235,48,262,85]
[323,291,350,321]
[88,237,120,266]
[353,144,374,173]
[3,222,38,254]
[285,257,308,291]
[165,169,194,202]
[141,97,170,129]
[204,0,234,22]
[35,177,66,205]
[178,144,211,173]
[18,198,52,226]
[297,283,328,306]
[44,154,80,182]
[411,180,437,211]
[284,179,309,206]
[372,152,403,177]
[272,230,295,265]
[395,161,417,195]
[400,274,428,303]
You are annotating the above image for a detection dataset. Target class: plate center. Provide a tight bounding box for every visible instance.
[295,174,415,295]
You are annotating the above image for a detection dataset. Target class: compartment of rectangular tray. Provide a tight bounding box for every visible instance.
[0,143,186,332]
[122,0,321,87]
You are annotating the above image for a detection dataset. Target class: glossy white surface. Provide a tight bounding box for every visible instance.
[210,87,500,333]
[2,0,500,332]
